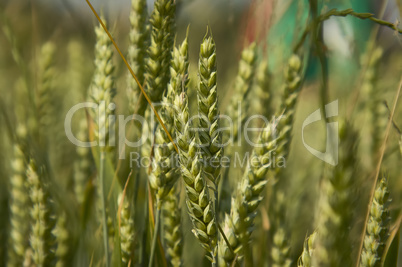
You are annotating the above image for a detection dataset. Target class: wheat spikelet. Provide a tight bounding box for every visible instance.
[7,144,30,267]
[360,176,390,267]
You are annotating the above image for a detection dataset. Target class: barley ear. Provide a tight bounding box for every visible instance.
[360,176,390,267]
[7,144,30,266]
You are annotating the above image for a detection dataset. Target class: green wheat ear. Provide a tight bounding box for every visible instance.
[53,212,69,267]
[144,0,176,106]
[360,176,390,267]
[88,17,116,150]
[197,30,223,185]
[218,122,277,266]
[253,58,272,120]
[36,42,56,141]
[73,118,92,206]
[313,120,359,266]
[173,37,218,262]
[162,187,183,267]
[117,193,136,265]
[7,144,30,266]
[148,34,189,202]
[27,160,54,266]
[126,0,149,114]
[297,232,316,267]
[224,42,258,145]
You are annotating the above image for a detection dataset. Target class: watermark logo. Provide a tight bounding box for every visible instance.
[301,100,338,166]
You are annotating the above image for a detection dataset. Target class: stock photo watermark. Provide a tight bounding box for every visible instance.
[64,99,339,166]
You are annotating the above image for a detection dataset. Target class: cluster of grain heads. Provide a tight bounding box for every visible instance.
[88,18,116,149]
[52,212,69,267]
[27,160,53,266]
[162,188,183,267]
[224,42,258,144]
[126,0,149,114]
[173,36,218,262]
[36,42,56,141]
[297,232,316,267]
[148,34,189,202]
[313,121,359,266]
[7,144,30,266]
[360,177,390,267]
[144,0,176,106]
[218,123,277,266]
[117,193,136,265]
